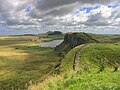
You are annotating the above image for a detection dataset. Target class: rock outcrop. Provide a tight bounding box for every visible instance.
[55,32,98,55]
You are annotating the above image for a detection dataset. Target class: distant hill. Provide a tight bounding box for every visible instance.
[23,34,36,36]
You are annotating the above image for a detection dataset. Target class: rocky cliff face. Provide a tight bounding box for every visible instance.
[64,33,95,48]
[55,32,98,55]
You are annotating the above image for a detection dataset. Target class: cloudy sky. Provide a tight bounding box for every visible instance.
[0,0,120,35]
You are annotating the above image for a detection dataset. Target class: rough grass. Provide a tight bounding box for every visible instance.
[0,34,120,90]
[79,43,120,69]
[0,35,60,89]
[32,42,120,90]
[41,69,120,90]
[59,42,120,72]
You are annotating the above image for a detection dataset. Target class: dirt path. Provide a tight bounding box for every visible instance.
[73,44,87,70]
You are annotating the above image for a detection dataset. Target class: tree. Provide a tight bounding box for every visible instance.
[113,61,119,72]
[47,31,62,36]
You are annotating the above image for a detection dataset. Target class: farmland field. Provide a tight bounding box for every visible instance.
[0,35,61,89]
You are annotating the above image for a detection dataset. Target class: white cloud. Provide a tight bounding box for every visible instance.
[100,6,113,18]
[0,0,120,35]
[52,5,119,26]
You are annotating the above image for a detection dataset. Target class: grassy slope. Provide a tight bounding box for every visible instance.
[0,35,60,89]
[33,42,120,90]
[48,69,120,90]
[59,45,85,72]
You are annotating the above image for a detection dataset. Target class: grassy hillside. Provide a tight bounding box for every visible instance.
[59,42,120,72]
[38,69,120,90]
[32,42,120,90]
[0,35,60,89]
[0,33,120,90]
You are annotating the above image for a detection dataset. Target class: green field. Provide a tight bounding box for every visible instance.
[0,33,120,90]
[0,35,61,89]
[32,42,120,90]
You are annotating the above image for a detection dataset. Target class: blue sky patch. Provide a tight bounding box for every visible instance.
[80,5,100,13]
[74,0,120,14]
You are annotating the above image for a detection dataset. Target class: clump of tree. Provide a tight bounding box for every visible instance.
[99,60,105,72]
[96,56,119,72]
[96,56,107,72]
[84,65,90,73]
[60,52,65,58]
[15,47,19,49]
[113,61,119,72]
[47,31,63,36]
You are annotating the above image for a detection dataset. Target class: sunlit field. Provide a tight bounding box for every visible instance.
[31,42,120,90]
[0,35,60,89]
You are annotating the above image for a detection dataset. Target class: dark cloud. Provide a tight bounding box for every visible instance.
[0,0,119,26]
[32,0,117,17]
[35,0,117,11]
